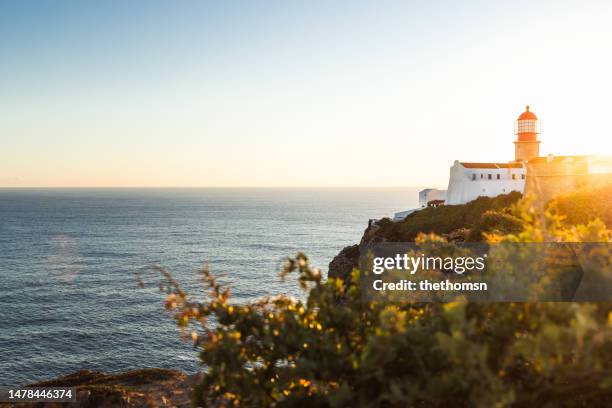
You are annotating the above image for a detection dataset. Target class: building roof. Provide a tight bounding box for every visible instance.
[460,162,523,169]
[518,105,538,120]
[497,163,524,168]
[460,163,498,169]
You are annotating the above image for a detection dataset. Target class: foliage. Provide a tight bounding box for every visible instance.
[153,194,612,407]
[375,217,393,229]
[382,191,522,241]
[548,183,612,228]
[466,210,524,242]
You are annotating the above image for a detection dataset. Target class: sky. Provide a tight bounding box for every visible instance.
[2,0,612,187]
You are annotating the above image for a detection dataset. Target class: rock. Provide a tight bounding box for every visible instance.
[328,244,359,282]
[359,223,382,245]
[328,221,391,285]
[6,369,200,408]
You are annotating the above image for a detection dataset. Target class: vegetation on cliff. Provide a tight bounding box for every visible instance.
[549,183,612,227]
[375,191,522,242]
[330,185,612,283]
[369,183,612,244]
[152,186,612,407]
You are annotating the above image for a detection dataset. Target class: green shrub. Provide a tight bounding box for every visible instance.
[375,217,393,228]
[467,210,524,241]
[387,192,522,241]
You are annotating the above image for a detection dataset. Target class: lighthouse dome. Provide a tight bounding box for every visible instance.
[518,105,537,120]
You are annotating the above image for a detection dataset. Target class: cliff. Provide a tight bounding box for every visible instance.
[328,191,523,282]
[329,184,612,283]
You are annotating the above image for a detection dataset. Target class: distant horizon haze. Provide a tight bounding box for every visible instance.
[0,185,434,190]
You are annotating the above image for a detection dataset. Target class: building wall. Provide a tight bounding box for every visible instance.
[446,161,525,205]
[524,158,589,203]
[393,208,419,221]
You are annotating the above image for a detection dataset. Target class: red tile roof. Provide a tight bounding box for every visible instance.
[497,163,523,168]
[460,162,523,169]
[460,162,499,169]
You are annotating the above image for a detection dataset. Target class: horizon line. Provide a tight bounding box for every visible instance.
[0,185,437,190]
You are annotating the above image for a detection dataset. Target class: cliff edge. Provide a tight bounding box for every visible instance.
[328,192,523,282]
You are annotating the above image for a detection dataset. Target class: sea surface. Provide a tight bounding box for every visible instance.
[0,188,419,386]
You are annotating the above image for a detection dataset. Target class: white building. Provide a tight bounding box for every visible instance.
[419,188,447,207]
[393,188,448,221]
[445,161,525,205]
[392,208,420,221]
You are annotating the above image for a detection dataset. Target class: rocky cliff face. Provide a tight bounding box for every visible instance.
[327,220,469,283]
[327,222,387,283]
[328,244,360,283]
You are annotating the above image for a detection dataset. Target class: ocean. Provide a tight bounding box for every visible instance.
[0,188,419,386]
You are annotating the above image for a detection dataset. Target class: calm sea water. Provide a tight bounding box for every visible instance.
[0,188,418,386]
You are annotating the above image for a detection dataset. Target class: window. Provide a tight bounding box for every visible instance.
[472,174,476,181]
[488,174,492,180]
[521,174,525,180]
[481,174,484,179]
[517,119,537,133]
[496,174,500,180]
[512,174,516,180]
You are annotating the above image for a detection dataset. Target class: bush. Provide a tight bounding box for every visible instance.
[387,192,522,241]
[467,210,524,241]
[549,183,612,227]
[375,217,393,228]
[153,197,612,407]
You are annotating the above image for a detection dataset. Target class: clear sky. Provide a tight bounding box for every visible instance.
[2,0,612,187]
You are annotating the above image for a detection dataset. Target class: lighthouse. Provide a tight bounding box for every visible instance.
[392,104,607,220]
[514,105,541,162]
